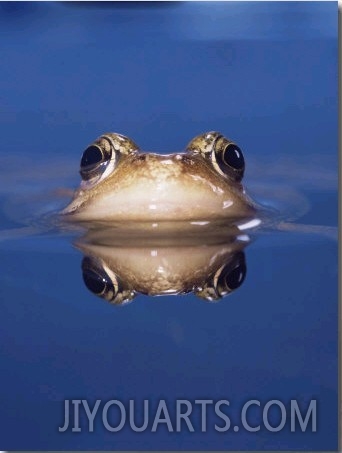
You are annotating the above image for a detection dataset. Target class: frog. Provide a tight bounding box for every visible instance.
[61,131,258,226]
[0,131,336,243]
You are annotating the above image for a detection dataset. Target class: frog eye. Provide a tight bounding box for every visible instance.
[194,252,246,302]
[221,144,244,171]
[215,253,246,297]
[213,139,245,182]
[80,144,112,181]
[185,132,245,182]
[79,133,139,184]
[82,256,117,300]
[81,256,135,305]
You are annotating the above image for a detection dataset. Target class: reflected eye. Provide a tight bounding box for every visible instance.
[222,144,245,171]
[194,251,247,302]
[82,257,116,299]
[81,256,135,305]
[216,254,247,297]
[80,144,112,181]
[83,268,110,297]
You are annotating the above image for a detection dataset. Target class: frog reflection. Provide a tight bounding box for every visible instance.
[62,131,257,226]
[76,231,249,304]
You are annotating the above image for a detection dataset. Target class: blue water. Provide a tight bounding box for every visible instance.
[0,2,338,450]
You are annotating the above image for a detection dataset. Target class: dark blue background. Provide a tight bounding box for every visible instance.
[0,2,338,450]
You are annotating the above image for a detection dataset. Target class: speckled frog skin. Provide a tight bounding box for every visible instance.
[62,131,256,223]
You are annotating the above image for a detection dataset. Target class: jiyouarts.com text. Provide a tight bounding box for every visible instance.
[59,398,317,433]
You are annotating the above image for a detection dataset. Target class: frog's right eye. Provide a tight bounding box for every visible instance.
[79,133,140,184]
[80,144,112,181]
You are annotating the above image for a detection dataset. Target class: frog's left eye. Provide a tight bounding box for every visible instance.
[185,132,245,182]
[80,144,112,181]
[213,138,245,182]
[221,144,245,171]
